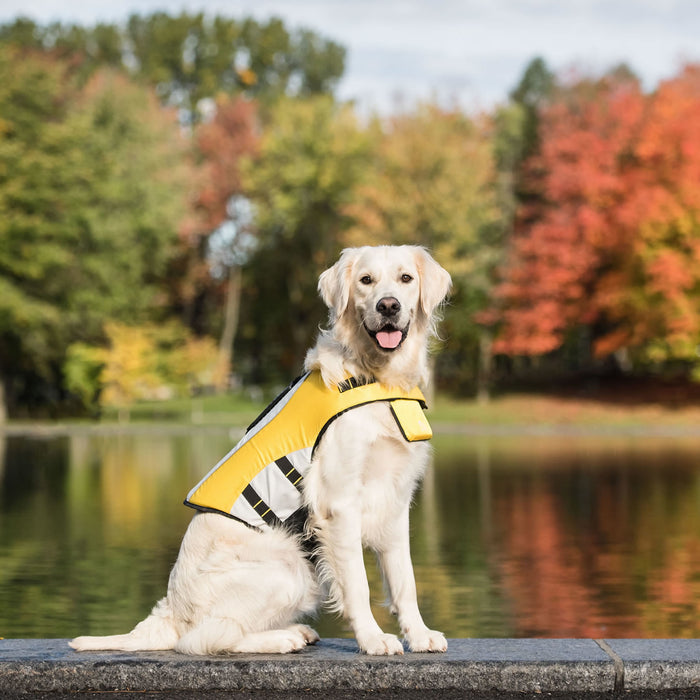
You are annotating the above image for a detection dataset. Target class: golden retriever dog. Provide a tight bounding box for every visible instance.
[70,245,451,656]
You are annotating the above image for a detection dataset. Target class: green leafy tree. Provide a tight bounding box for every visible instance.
[0,48,192,417]
[507,57,555,162]
[125,13,345,116]
[0,13,346,118]
[0,18,123,79]
[238,97,371,382]
[490,57,555,235]
[0,13,348,385]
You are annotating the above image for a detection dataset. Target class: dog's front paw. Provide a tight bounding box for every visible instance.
[406,629,447,653]
[358,632,404,655]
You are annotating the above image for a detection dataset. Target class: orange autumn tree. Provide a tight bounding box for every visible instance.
[493,65,700,377]
[620,65,700,370]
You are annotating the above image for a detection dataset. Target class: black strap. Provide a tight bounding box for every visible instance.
[275,456,304,491]
[242,485,279,527]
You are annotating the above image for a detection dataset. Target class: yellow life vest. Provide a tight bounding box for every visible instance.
[184,370,432,531]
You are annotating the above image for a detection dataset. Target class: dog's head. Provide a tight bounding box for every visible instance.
[317,245,452,368]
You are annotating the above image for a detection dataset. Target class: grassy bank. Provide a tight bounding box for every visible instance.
[430,393,700,429]
[92,387,700,431]
[101,392,265,427]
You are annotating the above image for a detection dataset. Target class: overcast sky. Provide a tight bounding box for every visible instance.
[1,1,698,113]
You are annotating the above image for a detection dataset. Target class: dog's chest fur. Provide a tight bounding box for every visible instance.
[305,401,430,546]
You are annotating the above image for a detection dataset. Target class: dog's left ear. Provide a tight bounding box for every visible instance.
[414,247,452,316]
[318,248,356,321]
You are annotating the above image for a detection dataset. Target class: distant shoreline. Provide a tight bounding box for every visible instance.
[4,387,700,438]
[3,419,700,440]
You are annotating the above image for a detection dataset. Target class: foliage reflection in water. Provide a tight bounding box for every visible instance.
[1,430,699,640]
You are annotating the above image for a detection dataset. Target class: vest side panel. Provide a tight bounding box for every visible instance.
[185,373,329,514]
[247,451,308,522]
[229,493,269,529]
[185,373,311,512]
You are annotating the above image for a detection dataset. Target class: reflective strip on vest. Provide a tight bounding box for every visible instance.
[184,370,431,530]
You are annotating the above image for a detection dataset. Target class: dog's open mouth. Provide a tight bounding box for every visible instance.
[365,323,409,351]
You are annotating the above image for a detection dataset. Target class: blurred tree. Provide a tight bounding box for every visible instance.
[0,48,192,417]
[344,104,503,396]
[493,64,700,379]
[492,70,644,358]
[183,95,260,389]
[0,13,346,119]
[508,57,555,162]
[491,101,527,231]
[93,323,165,421]
[0,13,348,407]
[238,97,371,383]
[491,57,555,236]
[480,58,556,390]
[63,342,105,414]
[73,321,219,420]
[0,17,123,79]
[125,13,345,117]
[602,65,700,375]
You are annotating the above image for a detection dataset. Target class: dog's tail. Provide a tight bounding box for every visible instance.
[69,597,179,652]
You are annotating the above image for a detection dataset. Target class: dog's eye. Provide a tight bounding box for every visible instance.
[401,274,413,283]
[360,275,372,285]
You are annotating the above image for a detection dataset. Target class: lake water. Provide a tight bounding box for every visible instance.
[1,428,699,640]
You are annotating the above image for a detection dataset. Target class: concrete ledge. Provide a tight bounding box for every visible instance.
[1,638,699,698]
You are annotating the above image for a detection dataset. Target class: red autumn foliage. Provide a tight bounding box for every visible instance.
[174,96,260,313]
[195,95,260,232]
[492,65,700,366]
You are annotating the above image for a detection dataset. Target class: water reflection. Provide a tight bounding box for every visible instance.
[1,431,699,639]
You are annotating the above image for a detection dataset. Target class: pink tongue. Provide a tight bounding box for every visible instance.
[376,330,402,349]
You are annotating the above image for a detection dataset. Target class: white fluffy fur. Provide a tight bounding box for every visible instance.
[70,245,451,656]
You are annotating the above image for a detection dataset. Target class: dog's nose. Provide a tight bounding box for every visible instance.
[376,297,401,317]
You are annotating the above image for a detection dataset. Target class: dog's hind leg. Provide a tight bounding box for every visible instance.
[171,523,321,655]
[70,597,179,652]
